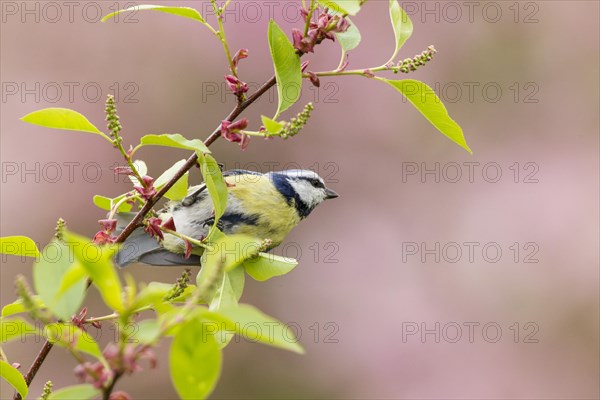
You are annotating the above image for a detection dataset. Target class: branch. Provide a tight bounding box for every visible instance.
[14,341,54,400]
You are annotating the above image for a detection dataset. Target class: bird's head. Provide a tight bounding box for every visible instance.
[268,169,339,219]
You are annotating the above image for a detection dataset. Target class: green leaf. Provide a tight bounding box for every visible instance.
[20,108,103,135]
[217,304,305,354]
[44,323,105,362]
[132,319,161,344]
[383,79,472,153]
[389,0,413,60]
[62,231,124,312]
[317,0,362,15]
[0,360,27,399]
[102,5,205,23]
[93,194,133,213]
[155,159,189,201]
[199,155,228,223]
[1,297,45,318]
[56,263,87,299]
[228,265,245,301]
[261,115,284,134]
[244,253,298,282]
[33,241,86,321]
[1,300,26,318]
[129,160,148,186]
[1,317,38,343]
[268,20,302,118]
[47,384,100,400]
[0,236,40,258]
[336,17,361,51]
[139,133,210,155]
[209,272,237,312]
[197,235,260,308]
[170,319,221,400]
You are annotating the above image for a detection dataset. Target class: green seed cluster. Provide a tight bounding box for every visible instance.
[396,45,437,73]
[165,269,191,301]
[40,381,53,400]
[105,95,122,138]
[55,218,66,241]
[280,103,314,139]
[15,275,39,319]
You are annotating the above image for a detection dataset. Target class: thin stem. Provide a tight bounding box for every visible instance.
[304,0,316,36]
[113,139,147,188]
[160,227,210,250]
[108,193,140,220]
[102,371,123,400]
[212,0,237,78]
[84,313,119,324]
[13,341,54,400]
[336,50,347,71]
[311,65,389,78]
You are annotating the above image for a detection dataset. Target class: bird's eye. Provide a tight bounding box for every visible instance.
[312,179,325,189]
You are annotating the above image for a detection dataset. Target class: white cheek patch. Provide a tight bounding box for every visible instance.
[289,179,325,208]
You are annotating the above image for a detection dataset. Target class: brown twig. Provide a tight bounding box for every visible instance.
[14,75,278,400]
[14,341,54,400]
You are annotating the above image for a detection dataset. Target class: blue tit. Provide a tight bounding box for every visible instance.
[115,169,339,267]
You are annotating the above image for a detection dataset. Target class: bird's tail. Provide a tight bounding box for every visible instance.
[113,213,201,267]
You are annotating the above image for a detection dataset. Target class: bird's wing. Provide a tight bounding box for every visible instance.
[180,169,261,207]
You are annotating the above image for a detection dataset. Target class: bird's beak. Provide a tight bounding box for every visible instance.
[325,188,339,199]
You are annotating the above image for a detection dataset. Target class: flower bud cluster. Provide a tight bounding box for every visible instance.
[105,95,122,138]
[396,45,437,73]
[279,103,314,139]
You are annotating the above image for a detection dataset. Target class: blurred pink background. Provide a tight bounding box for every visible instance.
[1,1,598,399]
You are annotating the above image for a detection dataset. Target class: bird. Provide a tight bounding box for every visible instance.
[114,169,339,267]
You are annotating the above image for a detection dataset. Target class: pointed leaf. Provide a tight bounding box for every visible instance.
[317,0,362,15]
[1,317,39,343]
[1,297,45,318]
[0,236,40,258]
[44,323,105,363]
[389,0,413,60]
[21,108,103,135]
[102,5,205,23]
[170,318,221,399]
[244,253,298,281]
[383,79,471,153]
[336,17,361,51]
[217,304,305,354]
[47,384,100,400]
[93,194,133,213]
[139,134,210,155]
[155,159,189,201]
[62,231,124,311]
[268,20,302,118]
[0,361,27,399]
[261,115,284,134]
[199,155,228,222]
[33,241,86,321]
[128,160,148,186]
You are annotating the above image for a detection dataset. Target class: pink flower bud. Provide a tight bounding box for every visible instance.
[162,217,176,231]
[306,71,320,87]
[144,217,164,241]
[232,48,249,68]
[225,75,248,95]
[98,219,117,233]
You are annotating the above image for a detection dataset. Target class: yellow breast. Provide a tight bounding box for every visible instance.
[225,174,300,245]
